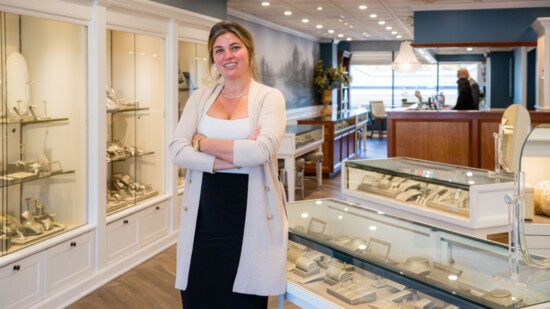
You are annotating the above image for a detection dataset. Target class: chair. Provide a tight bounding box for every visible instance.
[369,101,387,140]
[278,158,306,200]
[303,150,323,190]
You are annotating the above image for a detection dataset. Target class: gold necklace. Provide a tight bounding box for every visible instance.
[222,87,249,99]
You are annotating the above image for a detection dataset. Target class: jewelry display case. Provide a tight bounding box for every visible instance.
[176,41,209,189]
[278,124,324,202]
[0,12,87,256]
[286,198,550,309]
[106,29,165,215]
[343,158,515,233]
[298,110,367,177]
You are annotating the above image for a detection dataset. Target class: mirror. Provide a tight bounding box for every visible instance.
[497,104,531,173]
[6,52,30,119]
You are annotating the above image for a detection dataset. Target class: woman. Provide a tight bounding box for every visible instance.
[453,77,475,110]
[169,21,287,308]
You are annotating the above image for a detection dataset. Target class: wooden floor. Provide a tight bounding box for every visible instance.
[68,139,387,309]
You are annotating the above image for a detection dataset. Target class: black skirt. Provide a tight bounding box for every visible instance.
[181,172,268,309]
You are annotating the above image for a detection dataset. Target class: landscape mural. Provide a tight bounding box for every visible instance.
[230,16,319,110]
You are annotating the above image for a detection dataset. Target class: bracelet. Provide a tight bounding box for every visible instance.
[193,136,206,152]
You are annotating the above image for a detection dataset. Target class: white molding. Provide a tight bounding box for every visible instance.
[411,1,550,11]
[532,17,550,36]
[228,8,319,42]
[98,0,218,30]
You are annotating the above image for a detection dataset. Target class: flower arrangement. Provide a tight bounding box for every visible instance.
[314,60,351,93]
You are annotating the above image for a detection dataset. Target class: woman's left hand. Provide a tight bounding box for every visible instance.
[248,126,261,140]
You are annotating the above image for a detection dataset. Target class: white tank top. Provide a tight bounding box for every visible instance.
[198,114,251,174]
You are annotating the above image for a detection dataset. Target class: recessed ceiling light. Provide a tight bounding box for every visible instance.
[261,2,270,6]
[363,32,367,35]
[316,24,323,29]
[359,5,367,10]
[391,31,397,35]
[370,14,377,18]
[349,25,353,28]
[317,6,323,10]
[302,18,309,23]
[284,11,292,16]
[344,22,348,25]
[366,34,371,37]
[396,35,402,39]
[467,47,473,51]
[328,29,334,34]
[386,26,392,30]
[378,20,385,25]
[346,37,352,41]
[337,34,344,38]
[338,19,343,22]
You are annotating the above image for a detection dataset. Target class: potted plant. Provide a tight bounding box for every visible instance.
[314,60,350,115]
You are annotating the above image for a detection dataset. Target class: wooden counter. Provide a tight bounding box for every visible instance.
[298,110,368,177]
[386,109,550,169]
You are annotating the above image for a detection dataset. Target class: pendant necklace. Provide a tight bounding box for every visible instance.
[222,87,249,99]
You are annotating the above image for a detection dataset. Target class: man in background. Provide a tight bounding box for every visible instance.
[457,68,480,109]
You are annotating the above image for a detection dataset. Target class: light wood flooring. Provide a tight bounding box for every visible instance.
[68,139,387,309]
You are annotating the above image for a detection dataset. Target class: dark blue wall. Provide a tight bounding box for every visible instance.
[152,0,227,19]
[490,52,514,108]
[513,48,522,104]
[527,49,536,110]
[435,54,485,62]
[414,8,550,44]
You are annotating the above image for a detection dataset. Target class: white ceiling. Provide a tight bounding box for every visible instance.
[227,0,550,42]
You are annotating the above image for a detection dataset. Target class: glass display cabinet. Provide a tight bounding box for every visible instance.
[298,110,368,177]
[287,198,550,309]
[0,13,87,256]
[176,41,209,189]
[106,29,165,215]
[343,158,515,232]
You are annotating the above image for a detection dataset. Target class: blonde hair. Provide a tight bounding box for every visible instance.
[207,20,260,81]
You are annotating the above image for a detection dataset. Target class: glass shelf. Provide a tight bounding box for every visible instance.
[0,117,69,126]
[0,170,75,188]
[107,151,155,163]
[106,106,150,114]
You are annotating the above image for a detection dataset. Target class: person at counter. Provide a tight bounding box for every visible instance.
[457,68,480,108]
[453,78,475,110]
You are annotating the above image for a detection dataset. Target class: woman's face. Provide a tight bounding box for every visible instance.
[212,32,250,80]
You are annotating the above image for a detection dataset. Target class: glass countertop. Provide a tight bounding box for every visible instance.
[284,124,323,135]
[345,157,514,189]
[301,109,368,122]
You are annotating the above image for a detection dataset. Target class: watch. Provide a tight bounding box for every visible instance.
[193,136,205,152]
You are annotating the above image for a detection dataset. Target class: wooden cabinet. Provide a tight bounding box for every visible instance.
[298,110,367,177]
[386,109,550,169]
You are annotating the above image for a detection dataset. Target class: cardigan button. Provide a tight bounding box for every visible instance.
[265,186,270,191]
[267,214,273,220]
[183,207,188,212]
[189,179,192,184]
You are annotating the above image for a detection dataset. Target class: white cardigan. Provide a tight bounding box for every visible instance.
[169,80,288,295]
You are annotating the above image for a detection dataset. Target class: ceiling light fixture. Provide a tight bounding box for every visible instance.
[359,5,367,10]
[284,11,292,16]
[347,37,352,41]
[396,35,402,39]
[302,18,309,23]
[378,20,385,25]
[328,29,334,33]
[392,31,397,35]
[370,14,377,18]
[316,24,323,29]
[386,26,392,30]
[317,6,323,10]
[338,34,344,38]
[261,2,270,6]
[392,41,420,73]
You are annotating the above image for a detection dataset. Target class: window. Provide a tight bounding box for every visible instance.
[350,62,480,108]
